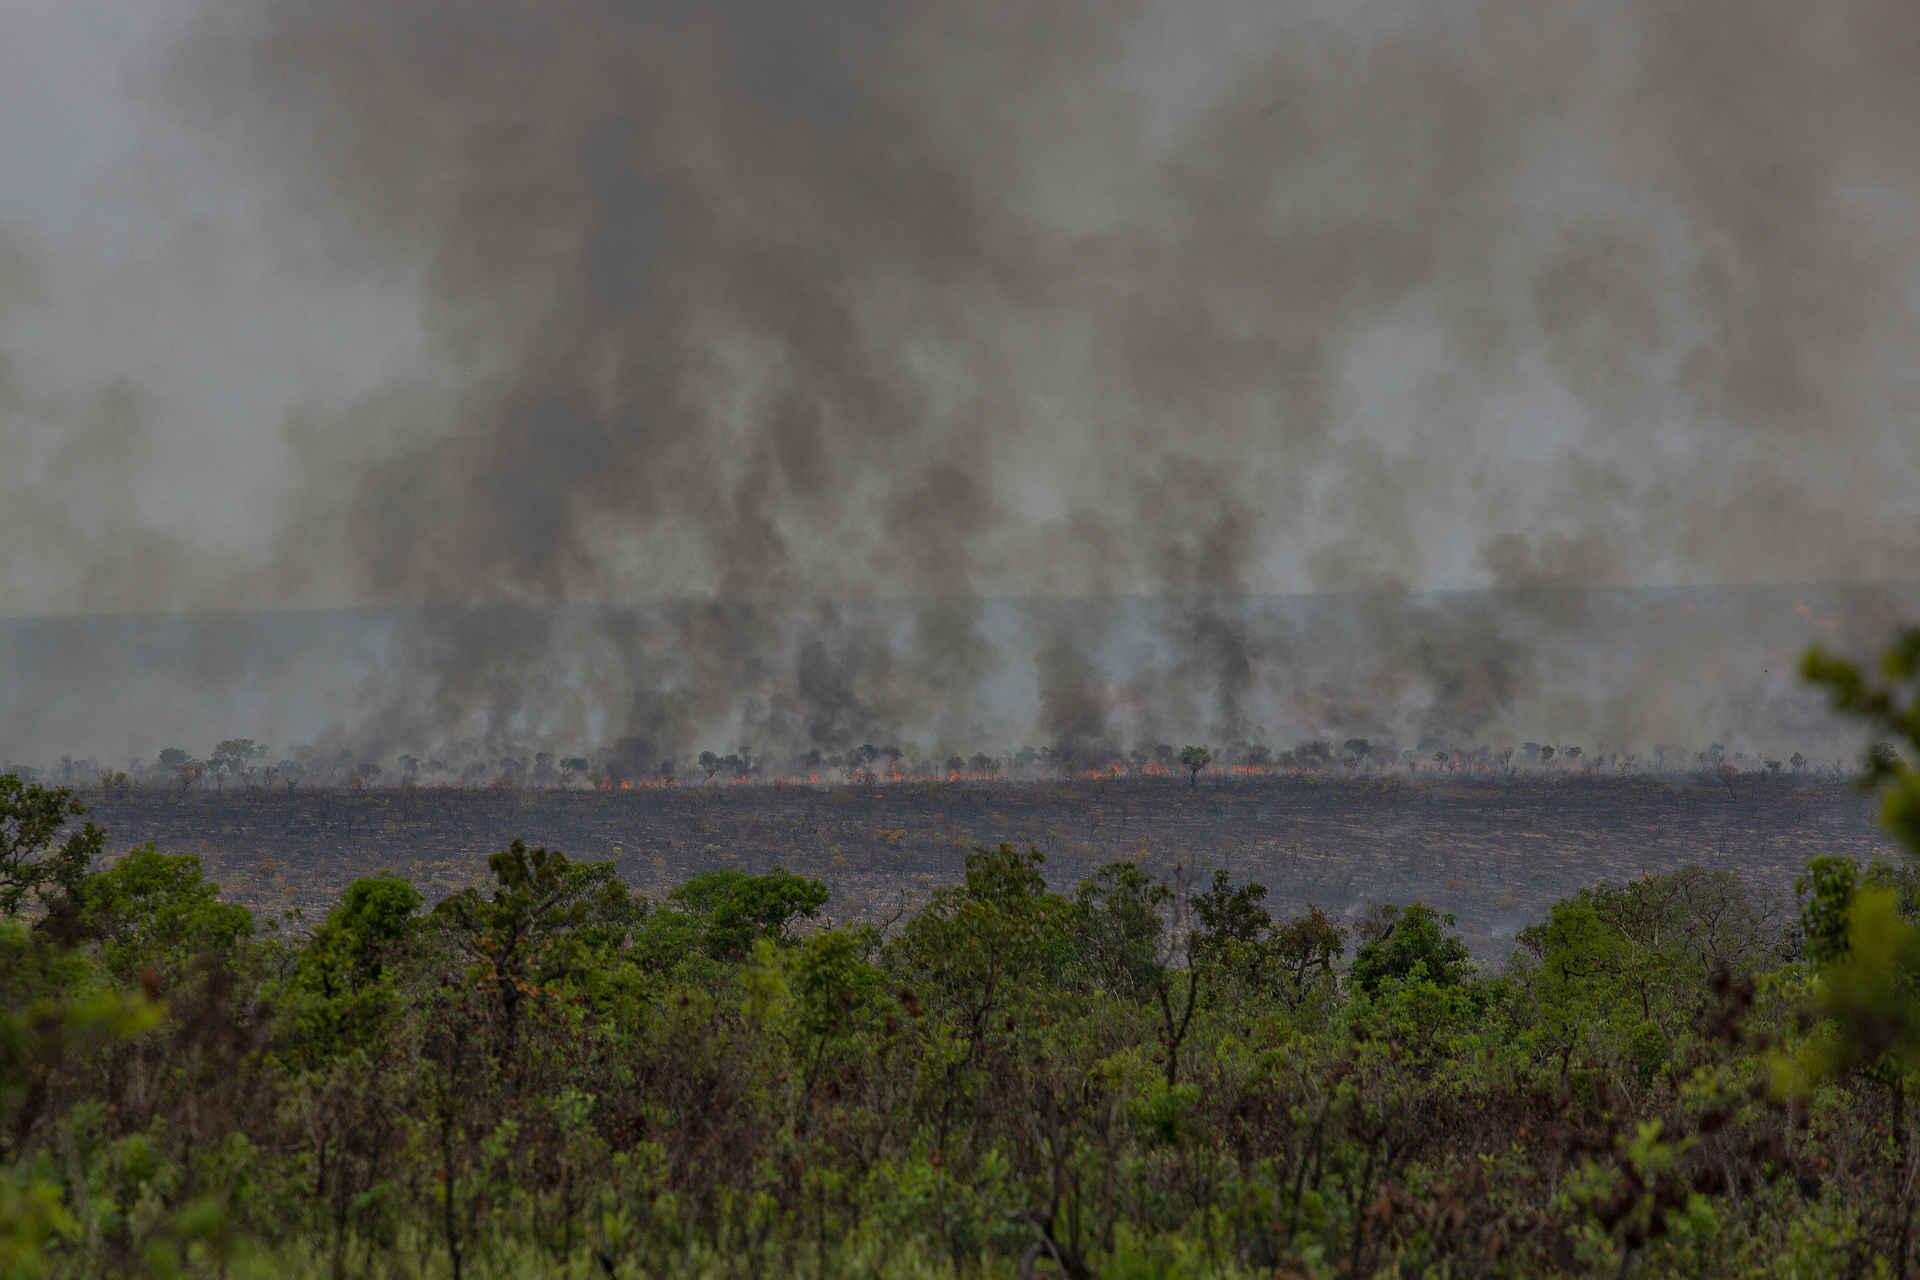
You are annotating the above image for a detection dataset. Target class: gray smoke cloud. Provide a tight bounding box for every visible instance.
[3,0,1919,769]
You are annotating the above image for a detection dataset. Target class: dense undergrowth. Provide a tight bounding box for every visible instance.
[6,635,1920,1277]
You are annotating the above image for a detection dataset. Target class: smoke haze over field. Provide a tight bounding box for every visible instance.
[5,589,1913,776]
[3,1,1918,766]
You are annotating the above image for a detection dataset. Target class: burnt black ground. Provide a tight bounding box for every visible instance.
[80,773,1895,958]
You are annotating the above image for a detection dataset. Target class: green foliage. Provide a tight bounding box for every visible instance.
[668,866,828,960]
[0,774,102,918]
[1786,635,1920,1090]
[1349,902,1472,994]
[432,840,636,962]
[1796,854,1866,966]
[1515,865,1790,1077]
[316,872,422,979]
[1780,888,1920,1085]
[889,845,1076,1065]
[1072,862,1171,998]
[1193,868,1269,952]
[428,840,640,1068]
[792,927,886,1043]
[283,873,422,1061]
[1796,854,1920,965]
[1176,745,1211,787]
[1072,862,1209,1085]
[0,916,164,1139]
[1266,905,1345,1010]
[1805,628,1920,851]
[0,1165,80,1280]
[74,846,253,985]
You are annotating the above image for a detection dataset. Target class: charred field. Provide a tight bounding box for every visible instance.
[84,772,1894,958]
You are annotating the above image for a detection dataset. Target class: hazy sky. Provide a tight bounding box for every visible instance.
[6,0,1917,620]
[3,1,1917,763]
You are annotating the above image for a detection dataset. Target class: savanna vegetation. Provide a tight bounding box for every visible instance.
[5,632,1920,1276]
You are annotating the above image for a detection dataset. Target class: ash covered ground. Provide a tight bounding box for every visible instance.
[81,773,1893,960]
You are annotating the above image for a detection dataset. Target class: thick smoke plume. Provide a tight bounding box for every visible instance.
[3,0,1919,767]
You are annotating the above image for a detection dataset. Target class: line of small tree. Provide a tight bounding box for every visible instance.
[3,733,1857,797]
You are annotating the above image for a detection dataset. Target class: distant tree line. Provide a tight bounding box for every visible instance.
[2,734,1860,797]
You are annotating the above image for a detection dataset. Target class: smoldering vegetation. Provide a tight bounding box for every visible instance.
[4,585,1912,780]
[4,2,1919,773]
